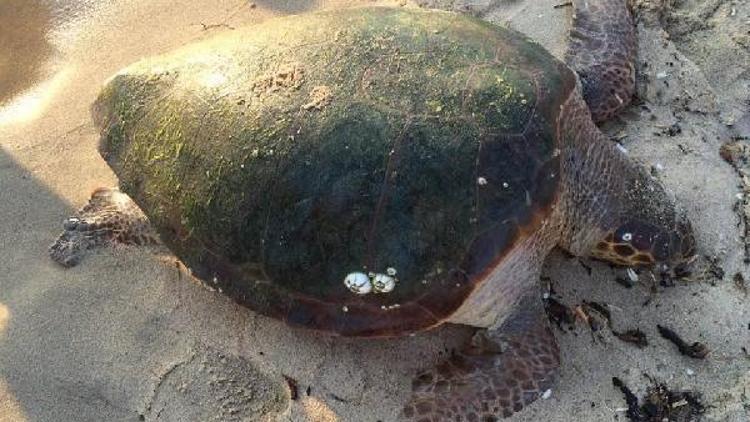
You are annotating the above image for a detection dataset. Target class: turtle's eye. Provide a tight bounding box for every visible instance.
[613,221,670,262]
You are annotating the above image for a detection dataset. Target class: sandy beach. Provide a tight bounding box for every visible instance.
[1,0,749,420]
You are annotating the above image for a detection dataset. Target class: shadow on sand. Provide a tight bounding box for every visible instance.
[0,146,296,420]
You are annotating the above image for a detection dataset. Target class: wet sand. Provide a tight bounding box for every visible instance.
[1,0,749,421]
[0,0,55,105]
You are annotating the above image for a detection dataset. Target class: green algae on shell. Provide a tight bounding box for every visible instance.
[93,7,575,336]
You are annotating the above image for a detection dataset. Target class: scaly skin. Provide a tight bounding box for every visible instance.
[566,0,637,122]
[403,292,558,421]
[49,188,157,267]
[555,87,695,266]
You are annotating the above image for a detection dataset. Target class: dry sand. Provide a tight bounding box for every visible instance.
[0,0,748,420]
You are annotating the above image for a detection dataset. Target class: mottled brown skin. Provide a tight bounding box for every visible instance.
[591,219,697,266]
[48,3,696,421]
[49,188,157,267]
[566,0,637,122]
[405,293,559,421]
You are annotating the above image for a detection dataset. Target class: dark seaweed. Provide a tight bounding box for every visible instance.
[613,329,649,348]
[657,325,710,359]
[613,377,705,422]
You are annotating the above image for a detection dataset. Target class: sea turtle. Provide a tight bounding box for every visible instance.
[50,2,696,420]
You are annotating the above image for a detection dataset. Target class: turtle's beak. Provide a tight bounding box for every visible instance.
[666,209,696,268]
[629,207,697,272]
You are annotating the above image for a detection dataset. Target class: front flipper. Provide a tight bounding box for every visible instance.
[401,292,559,420]
[49,187,157,267]
[566,0,636,122]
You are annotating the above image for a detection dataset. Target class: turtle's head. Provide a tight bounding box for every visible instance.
[591,170,696,271]
[592,210,696,270]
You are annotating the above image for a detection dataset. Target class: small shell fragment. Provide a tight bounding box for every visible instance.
[626,268,639,282]
[344,272,372,294]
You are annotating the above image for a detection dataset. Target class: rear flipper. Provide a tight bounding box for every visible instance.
[401,292,559,420]
[567,0,636,122]
[49,187,157,267]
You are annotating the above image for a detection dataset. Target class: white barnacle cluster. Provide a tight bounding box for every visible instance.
[343,272,371,294]
[372,273,396,293]
[344,268,398,295]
